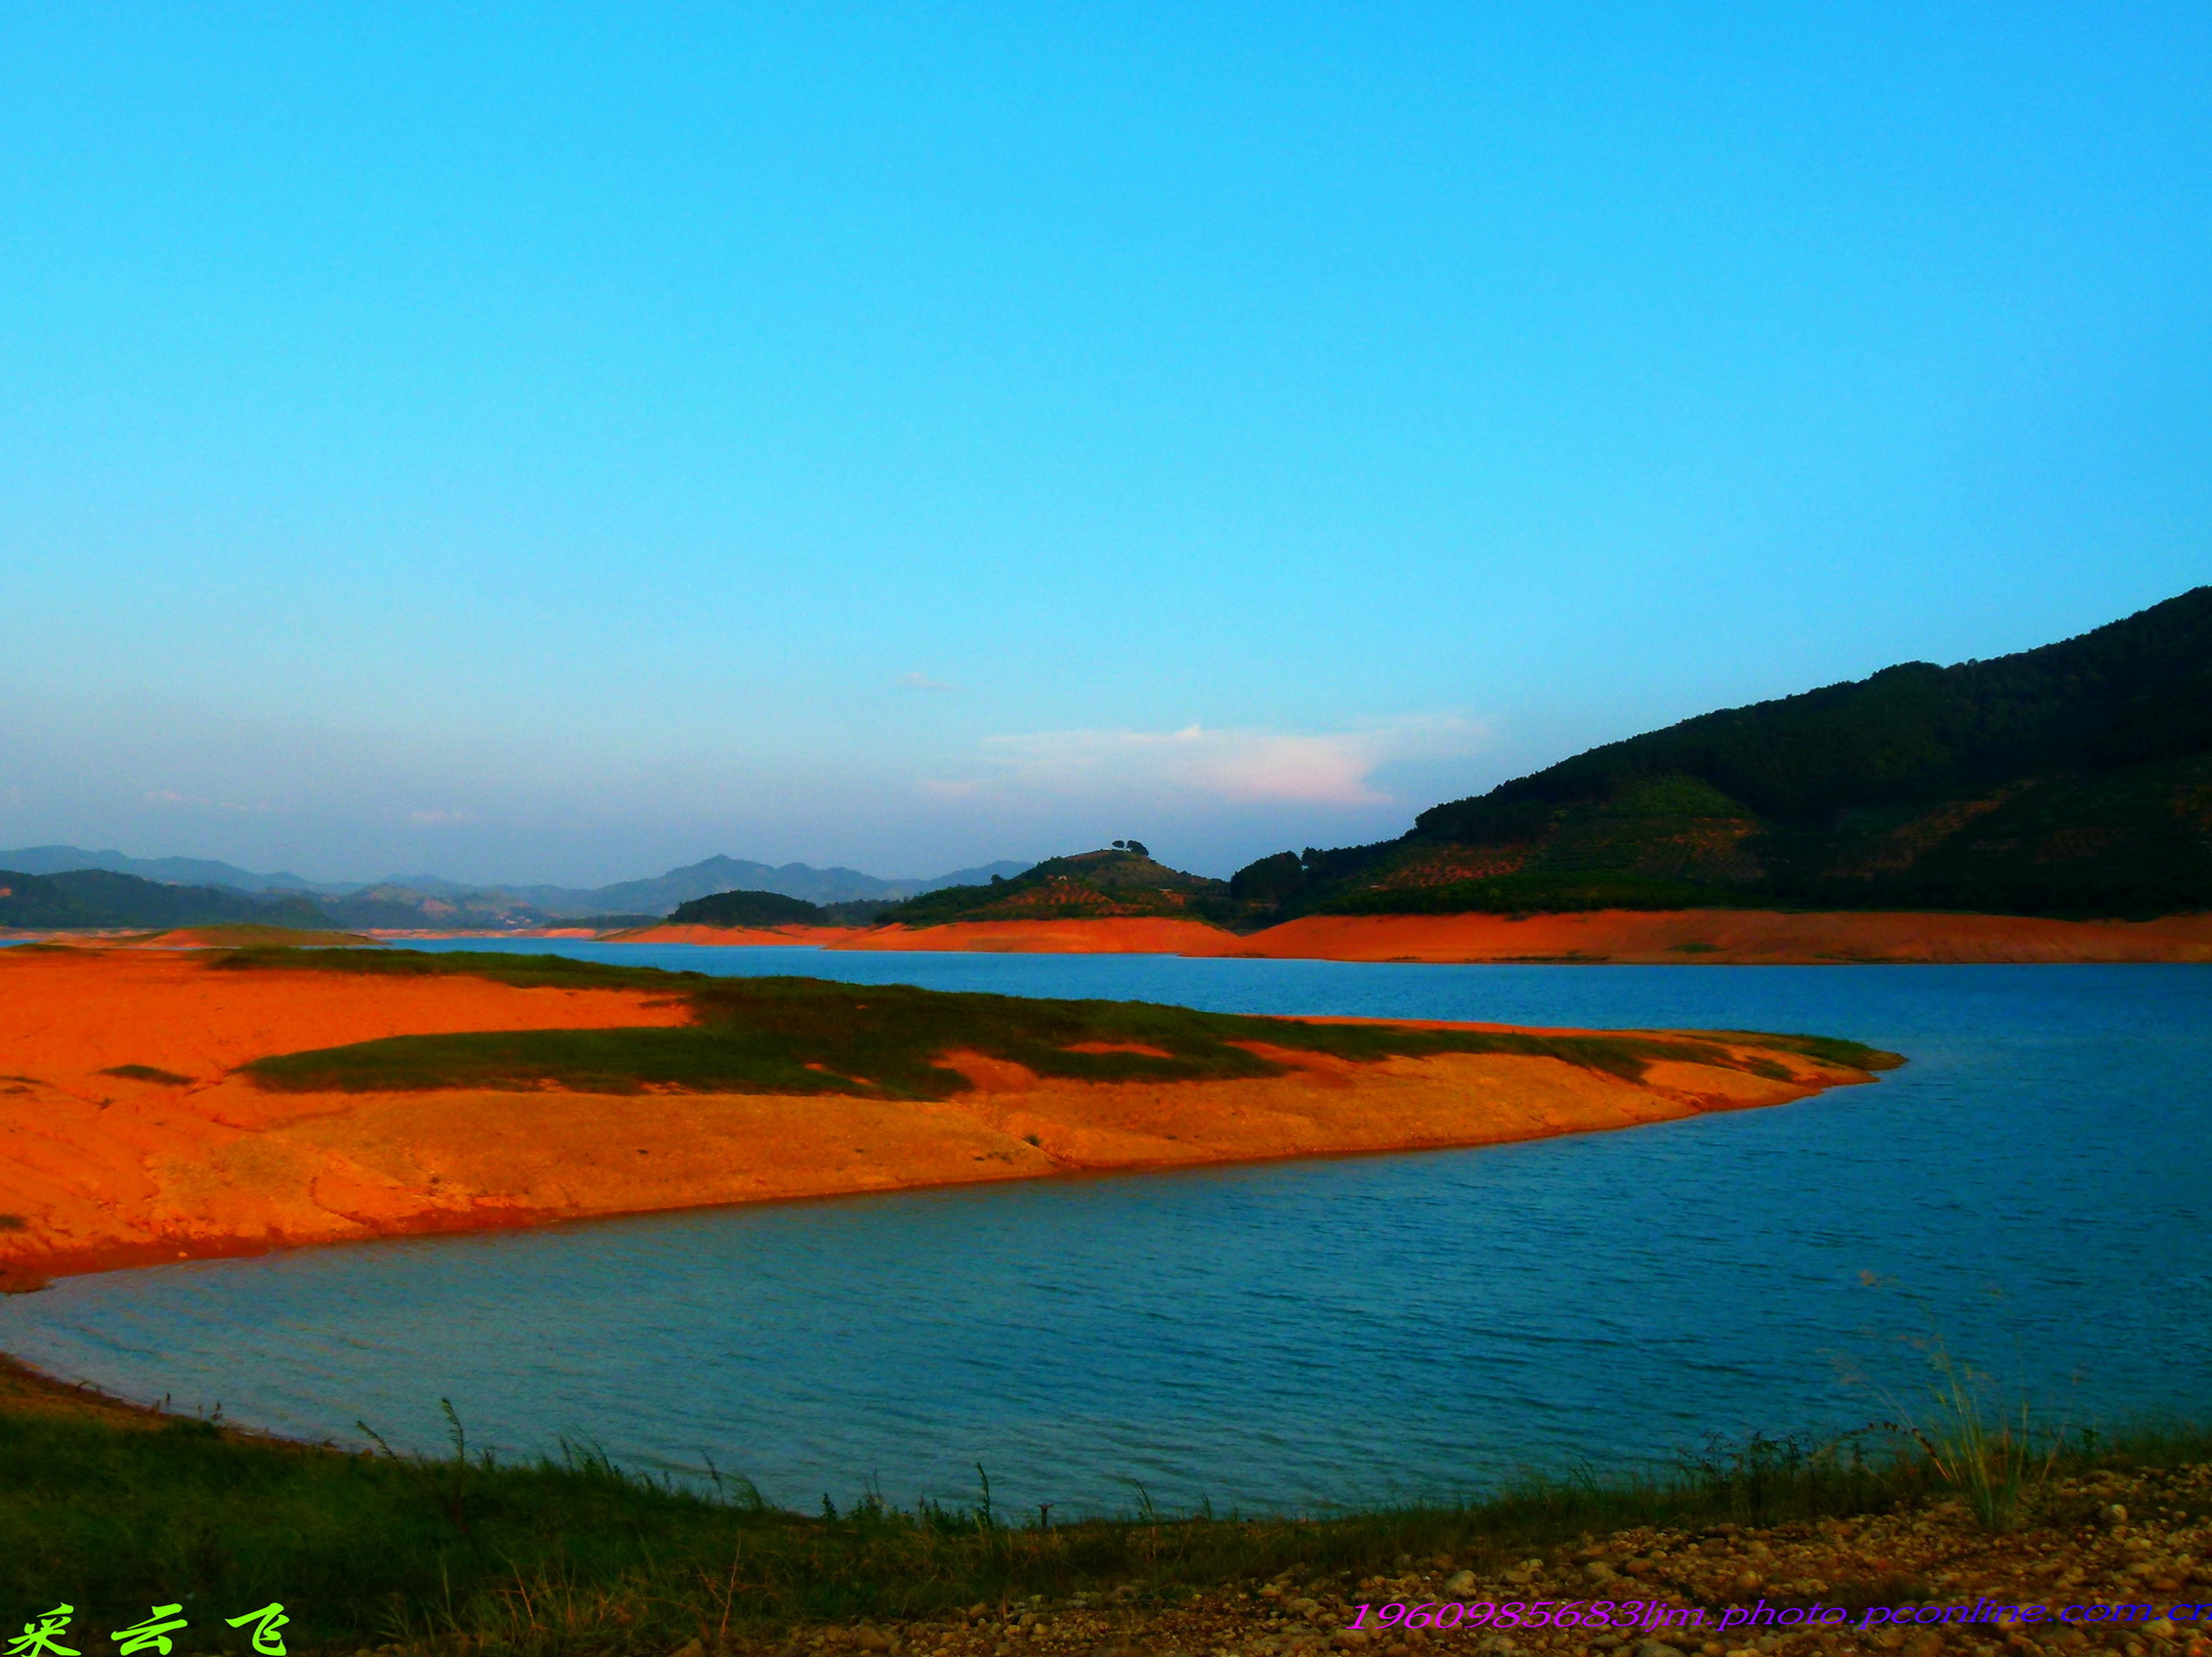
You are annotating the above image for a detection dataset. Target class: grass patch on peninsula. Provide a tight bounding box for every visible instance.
[213,944,710,993]
[165,922,381,946]
[1,1377,2205,1650]
[225,950,1902,1098]
[98,1063,195,1086]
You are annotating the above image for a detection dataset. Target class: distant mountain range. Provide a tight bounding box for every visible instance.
[0,846,358,895]
[1230,585,2212,922]
[0,848,1034,931]
[508,855,1033,915]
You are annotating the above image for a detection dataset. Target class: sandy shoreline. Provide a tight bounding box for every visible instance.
[0,948,1891,1288]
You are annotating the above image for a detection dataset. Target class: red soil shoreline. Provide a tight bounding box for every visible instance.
[19,907,2204,963]
[617,908,2212,963]
[1235,908,2212,962]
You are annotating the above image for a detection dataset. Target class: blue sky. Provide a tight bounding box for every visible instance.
[3,4,2208,884]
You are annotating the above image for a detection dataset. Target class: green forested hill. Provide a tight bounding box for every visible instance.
[1233,587,2212,921]
[0,869,336,930]
[883,846,1232,925]
[666,888,829,927]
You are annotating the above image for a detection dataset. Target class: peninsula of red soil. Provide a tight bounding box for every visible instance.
[0,948,1891,1287]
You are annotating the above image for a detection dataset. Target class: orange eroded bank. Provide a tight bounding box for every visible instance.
[0,948,1886,1287]
[617,909,2212,961]
[1233,909,2212,963]
[25,911,2212,963]
[675,909,2212,962]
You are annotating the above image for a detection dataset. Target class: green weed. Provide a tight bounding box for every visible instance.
[1898,1338,2067,1532]
[99,1065,195,1086]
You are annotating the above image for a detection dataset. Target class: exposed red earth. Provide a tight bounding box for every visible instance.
[21,908,2203,963]
[0,947,1887,1288]
[1228,908,2212,963]
[611,909,2212,963]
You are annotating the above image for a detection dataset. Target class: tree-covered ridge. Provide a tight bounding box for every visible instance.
[660,888,902,928]
[666,888,830,927]
[880,848,1234,925]
[1233,586,2212,920]
[0,868,334,930]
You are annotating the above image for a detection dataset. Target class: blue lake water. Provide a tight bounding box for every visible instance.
[3,945,2208,1516]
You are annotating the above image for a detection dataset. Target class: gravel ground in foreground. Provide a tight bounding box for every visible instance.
[762,1465,2212,1657]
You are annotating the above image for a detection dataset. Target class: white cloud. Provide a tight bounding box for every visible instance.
[897,671,957,692]
[143,788,265,813]
[407,809,478,825]
[952,715,1481,806]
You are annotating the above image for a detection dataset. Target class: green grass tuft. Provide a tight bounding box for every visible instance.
[212,946,704,992]
[1707,1031,1908,1072]
[99,1064,195,1086]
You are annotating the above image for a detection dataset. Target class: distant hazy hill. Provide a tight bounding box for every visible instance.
[518,855,1034,916]
[319,883,553,930]
[1234,587,2212,922]
[0,869,331,930]
[0,845,351,894]
[0,847,1037,927]
[885,847,1231,926]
